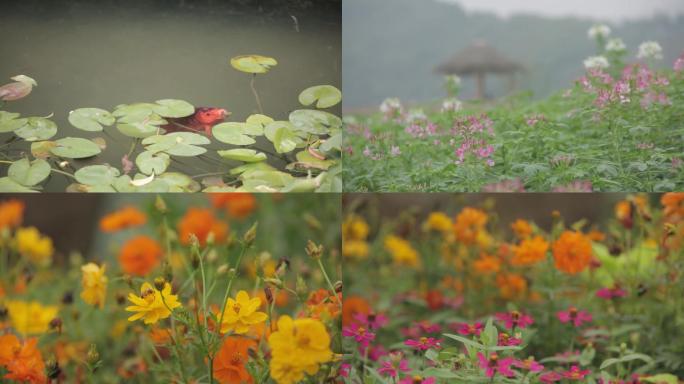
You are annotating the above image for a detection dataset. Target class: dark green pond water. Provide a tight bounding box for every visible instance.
[0,0,341,191]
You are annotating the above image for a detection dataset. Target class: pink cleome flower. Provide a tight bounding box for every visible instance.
[596,286,627,300]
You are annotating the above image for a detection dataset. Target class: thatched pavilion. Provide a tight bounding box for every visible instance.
[435,40,524,99]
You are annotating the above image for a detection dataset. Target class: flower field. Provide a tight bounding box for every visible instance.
[343,28,684,192]
[342,193,684,383]
[0,193,342,383]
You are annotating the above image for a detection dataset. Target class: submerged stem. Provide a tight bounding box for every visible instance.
[250,74,264,114]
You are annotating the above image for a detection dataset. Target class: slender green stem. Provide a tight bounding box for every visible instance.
[250,74,264,114]
[316,259,341,307]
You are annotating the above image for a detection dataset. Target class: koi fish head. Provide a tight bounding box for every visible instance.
[194,107,229,125]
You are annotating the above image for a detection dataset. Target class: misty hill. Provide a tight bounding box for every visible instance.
[342,0,684,109]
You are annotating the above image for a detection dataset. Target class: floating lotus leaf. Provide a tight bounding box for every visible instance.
[264,121,300,153]
[136,150,170,175]
[289,109,342,135]
[112,103,158,117]
[50,137,102,158]
[212,122,257,145]
[0,177,38,192]
[240,170,294,188]
[14,117,57,141]
[113,174,170,192]
[291,150,335,170]
[298,85,342,109]
[158,172,200,192]
[8,158,51,186]
[230,55,278,74]
[244,114,273,134]
[315,166,342,193]
[74,164,120,185]
[153,99,195,118]
[68,108,114,131]
[203,185,238,192]
[218,148,267,162]
[117,120,164,139]
[142,132,210,157]
[30,141,56,159]
[319,130,342,153]
[0,112,27,133]
[229,161,277,175]
[281,173,326,193]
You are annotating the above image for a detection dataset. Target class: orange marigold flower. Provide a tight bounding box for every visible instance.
[211,193,257,219]
[99,206,146,232]
[510,219,533,239]
[118,236,163,276]
[662,193,684,220]
[473,253,501,274]
[213,337,257,384]
[178,208,228,246]
[587,229,605,242]
[425,289,444,310]
[453,207,488,245]
[0,335,46,384]
[496,273,527,300]
[0,199,24,230]
[304,289,341,320]
[511,236,549,266]
[552,231,592,275]
[342,295,370,326]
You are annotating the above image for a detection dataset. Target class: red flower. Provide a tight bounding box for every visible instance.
[404,337,441,351]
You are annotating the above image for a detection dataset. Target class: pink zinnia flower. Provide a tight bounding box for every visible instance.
[557,307,593,327]
[498,332,522,346]
[540,371,564,383]
[562,365,591,380]
[404,337,442,351]
[398,376,436,384]
[353,312,389,330]
[514,357,544,372]
[495,311,534,329]
[339,363,351,378]
[342,323,375,347]
[456,322,484,336]
[596,286,627,300]
[477,352,516,378]
[378,355,411,378]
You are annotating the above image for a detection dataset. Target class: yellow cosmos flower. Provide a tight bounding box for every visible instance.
[342,214,369,241]
[125,282,181,325]
[6,300,59,336]
[342,240,369,260]
[80,263,108,308]
[15,227,53,267]
[220,290,268,334]
[424,212,452,232]
[268,315,332,384]
[384,235,420,267]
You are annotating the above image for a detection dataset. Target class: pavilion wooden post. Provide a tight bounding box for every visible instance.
[476,72,485,99]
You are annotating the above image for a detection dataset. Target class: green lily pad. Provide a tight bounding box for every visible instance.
[291,150,335,170]
[0,111,26,133]
[14,117,57,141]
[136,150,171,175]
[298,85,342,108]
[264,121,300,153]
[74,164,120,185]
[244,114,273,134]
[230,55,278,74]
[31,141,57,159]
[281,173,325,192]
[229,162,276,175]
[112,103,158,117]
[212,122,257,145]
[0,177,38,192]
[142,132,210,157]
[158,172,200,192]
[218,148,267,162]
[240,170,294,188]
[153,99,195,118]
[50,137,102,158]
[289,109,341,135]
[117,121,163,138]
[113,174,170,192]
[320,130,342,152]
[68,108,114,131]
[8,158,51,186]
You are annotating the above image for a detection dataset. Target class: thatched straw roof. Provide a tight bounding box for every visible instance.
[435,40,524,75]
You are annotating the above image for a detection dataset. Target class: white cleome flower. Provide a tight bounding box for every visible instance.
[605,38,626,52]
[583,55,610,70]
[379,97,403,114]
[441,98,463,113]
[405,109,427,123]
[637,41,663,60]
[588,24,611,40]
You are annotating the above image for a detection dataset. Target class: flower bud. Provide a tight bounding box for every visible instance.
[206,231,216,246]
[275,257,290,276]
[162,261,173,283]
[49,317,62,334]
[154,277,166,291]
[190,250,200,269]
[305,240,323,260]
[296,275,308,298]
[264,277,284,290]
[217,264,229,276]
[45,355,61,379]
[0,305,7,321]
[154,195,168,213]
[243,222,258,246]
[264,286,274,305]
[334,280,343,293]
[87,344,100,366]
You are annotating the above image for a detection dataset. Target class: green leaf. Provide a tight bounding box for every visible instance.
[0,112,27,133]
[153,99,194,118]
[158,172,200,192]
[14,117,57,141]
[8,158,50,186]
[443,333,486,349]
[230,55,278,74]
[240,170,294,188]
[292,150,335,170]
[117,121,162,138]
[113,174,170,192]
[641,374,679,384]
[136,150,170,175]
[218,149,267,162]
[50,137,102,158]
[265,122,300,153]
[320,131,342,152]
[212,122,257,145]
[298,85,342,108]
[142,132,210,157]
[68,108,114,131]
[74,165,120,185]
[288,109,341,134]
[0,177,38,192]
[229,162,276,175]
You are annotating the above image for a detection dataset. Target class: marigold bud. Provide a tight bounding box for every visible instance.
[243,222,258,246]
[305,240,323,260]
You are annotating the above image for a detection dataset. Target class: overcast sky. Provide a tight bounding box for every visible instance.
[441,0,684,23]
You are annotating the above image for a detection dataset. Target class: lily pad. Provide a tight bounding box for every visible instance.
[289,109,342,135]
[291,150,335,170]
[298,85,342,108]
[229,161,276,175]
[117,121,163,138]
[218,148,267,162]
[68,108,114,131]
[142,132,210,157]
[212,122,257,145]
[230,55,278,74]
[244,114,273,134]
[136,150,171,175]
[113,174,170,192]
[31,141,57,159]
[153,99,194,118]
[112,103,158,118]
[0,111,26,133]
[0,177,38,192]
[8,158,51,186]
[319,130,342,152]
[50,137,102,158]
[264,121,300,153]
[158,172,200,192]
[14,117,58,141]
[240,170,294,188]
[74,164,120,185]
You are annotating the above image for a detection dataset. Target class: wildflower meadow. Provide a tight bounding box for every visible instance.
[343,27,684,192]
[0,193,342,383]
[342,193,684,383]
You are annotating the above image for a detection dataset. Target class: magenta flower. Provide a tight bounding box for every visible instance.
[353,312,389,330]
[339,363,351,378]
[390,145,402,157]
[456,322,484,336]
[561,365,591,380]
[495,311,534,329]
[675,54,684,72]
[342,323,375,347]
[404,337,442,351]
[540,371,564,383]
[513,358,544,372]
[596,286,627,300]
[557,307,593,327]
[378,355,411,378]
[402,320,441,338]
[498,332,522,346]
[477,352,516,378]
[398,376,436,384]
